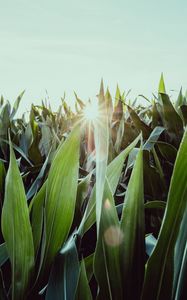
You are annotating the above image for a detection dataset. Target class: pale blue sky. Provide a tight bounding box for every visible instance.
[0,0,187,112]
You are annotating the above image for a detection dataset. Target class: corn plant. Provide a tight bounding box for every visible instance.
[0,76,187,299]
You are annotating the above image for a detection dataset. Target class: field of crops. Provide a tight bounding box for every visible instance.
[0,76,187,299]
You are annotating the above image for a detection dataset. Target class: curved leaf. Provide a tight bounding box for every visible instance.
[46,235,80,300]
[94,179,123,300]
[1,141,34,300]
[142,128,187,300]
[159,93,183,142]
[39,125,80,277]
[75,259,92,300]
[120,148,145,300]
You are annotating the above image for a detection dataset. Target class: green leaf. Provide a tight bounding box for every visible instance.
[30,181,47,256]
[107,133,141,194]
[143,150,164,200]
[120,147,145,300]
[2,139,34,166]
[105,88,113,122]
[29,119,42,164]
[151,100,162,128]
[173,207,187,299]
[75,259,92,300]
[0,102,10,141]
[10,91,25,119]
[39,124,54,158]
[113,85,123,121]
[144,200,166,210]
[78,134,141,235]
[74,172,93,226]
[174,242,187,300]
[125,147,139,172]
[94,94,109,232]
[46,235,80,300]
[115,84,121,105]
[98,79,105,104]
[152,147,166,190]
[40,125,80,277]
[180,105,187,125]
[94,179,123,300]
[26,153,49,200]
[114,118,124,153]
[175,88,183,111]
[1,141,34,300]
[20,123,34,158]
[159,93,183,141]
[158,73,166,93]
[74,92,85,110]
[127,105,151,139]
[84,253,94,282]
[76,172,93,211]
[141,128,187,300]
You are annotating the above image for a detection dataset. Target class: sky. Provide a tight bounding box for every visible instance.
[0,0,187,113]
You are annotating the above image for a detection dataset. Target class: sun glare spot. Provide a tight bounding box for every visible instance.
[83,101,99,122]
[104,226,124,247]
[104,198,111,209]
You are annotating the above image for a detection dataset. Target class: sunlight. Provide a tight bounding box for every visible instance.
[83,100,99,122]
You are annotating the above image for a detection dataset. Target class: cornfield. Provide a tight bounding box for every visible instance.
[0,75,187,299]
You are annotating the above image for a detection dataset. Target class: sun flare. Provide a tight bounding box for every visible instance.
[83,101,99,122]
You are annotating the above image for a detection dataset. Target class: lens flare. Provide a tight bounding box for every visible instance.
[83,101,99,122]
[104,225,124,247]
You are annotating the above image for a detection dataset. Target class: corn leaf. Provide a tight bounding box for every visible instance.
[120,148,145,300]
[159,93,183,140]
[1,141,34,300]
[158,73,166,94]
[75,259,92,300]
[127,105,151,139]
[10,90,25,119]
[173,210,187,299]
[30,181,47,256]
[40,125,80,276]
[26,153,49,200]
[94,179,123,300]
[141,128,187,300]
[46,235,80,300]
[84,253,94,282]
